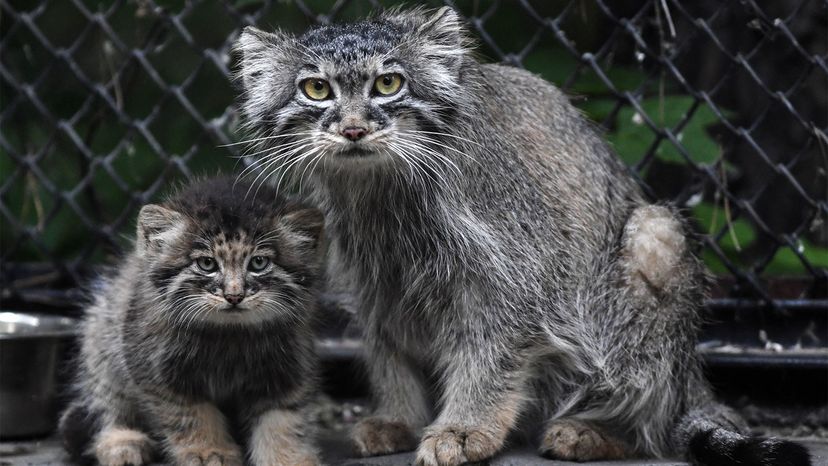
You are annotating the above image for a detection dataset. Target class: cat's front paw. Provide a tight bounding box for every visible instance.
[539,418,629,461]
[351,416,418,456]
[415,424,502,466]
[176,445,243,466]
[94,427,153,466]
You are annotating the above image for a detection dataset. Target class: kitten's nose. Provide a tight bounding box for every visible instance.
[224,293,244,305]
[341,126,368,141]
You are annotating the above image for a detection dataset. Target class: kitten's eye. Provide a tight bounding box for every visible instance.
[195,257,218,273]
[373,73,403,96]
[248,256,270,272]
[301,79,331,101]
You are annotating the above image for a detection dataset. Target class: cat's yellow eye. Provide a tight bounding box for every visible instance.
[196,257,218,273]
[248,256,270,272]
[373,73,403,96]
[302,78,331,101]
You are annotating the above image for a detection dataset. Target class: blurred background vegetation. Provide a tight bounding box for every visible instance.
[1,0,826,299]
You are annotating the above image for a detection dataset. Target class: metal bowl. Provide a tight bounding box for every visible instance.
[0,311,78,439]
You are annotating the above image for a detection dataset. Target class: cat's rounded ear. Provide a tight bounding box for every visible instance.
[137,204,184,253]
[233,26,299,122]
[277,207,325,254]
[420,9,467,49]
[236,26,289,60]
[414,7,470,74]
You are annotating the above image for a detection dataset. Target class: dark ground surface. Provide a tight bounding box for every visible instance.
[2,396,826,466]
[2,330,825,465]
[1,432,827,466]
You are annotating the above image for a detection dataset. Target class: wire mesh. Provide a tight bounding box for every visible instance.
[1,0,826,329]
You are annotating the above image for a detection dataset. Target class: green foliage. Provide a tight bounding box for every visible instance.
[765,239,828,274]
[578,95,722,167]
[692,201,828,275]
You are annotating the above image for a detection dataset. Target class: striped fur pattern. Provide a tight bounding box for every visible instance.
[59,177,323,466]
[234,7,811,466]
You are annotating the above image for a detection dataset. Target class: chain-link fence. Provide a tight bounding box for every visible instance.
[2,0,826,359]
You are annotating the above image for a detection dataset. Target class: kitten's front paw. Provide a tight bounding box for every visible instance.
[95,427,153,466]
[351,417,418,456]
[539,418,629,461]
[415,424,502,466]
[177,445,243,466]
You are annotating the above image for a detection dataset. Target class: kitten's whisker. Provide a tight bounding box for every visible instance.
[177,297,204,321]
[186,304,210,331]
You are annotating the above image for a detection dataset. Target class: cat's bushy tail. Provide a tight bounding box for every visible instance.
[674,404,811,466]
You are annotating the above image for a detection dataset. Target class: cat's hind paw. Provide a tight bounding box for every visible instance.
[351,417,418,457]
[539,418,629,461]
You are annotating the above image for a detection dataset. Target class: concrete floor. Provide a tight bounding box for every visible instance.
[2,432,826,466]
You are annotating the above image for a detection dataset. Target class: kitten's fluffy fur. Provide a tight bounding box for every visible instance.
[59,177,323,466]
[235,7,810,466]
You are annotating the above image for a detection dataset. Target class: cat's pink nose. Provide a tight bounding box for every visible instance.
[341,126,368,141]
[224,293,244,305]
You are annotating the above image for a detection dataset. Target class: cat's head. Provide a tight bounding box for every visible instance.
[135,177,324,326]
[234,7,473,175]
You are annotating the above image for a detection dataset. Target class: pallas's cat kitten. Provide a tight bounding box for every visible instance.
[235,7,810,466]
[59,177,324,466]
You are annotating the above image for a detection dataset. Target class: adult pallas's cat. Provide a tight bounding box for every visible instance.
[235,7,811,466]
[59,177,323,466]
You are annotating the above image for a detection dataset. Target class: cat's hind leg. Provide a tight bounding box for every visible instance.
[620,204,692,296]
[539,204,706,460]
[351,336,428,457]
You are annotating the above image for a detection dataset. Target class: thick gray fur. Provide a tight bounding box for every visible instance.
[59,177,323,466]
[234,7,810,466]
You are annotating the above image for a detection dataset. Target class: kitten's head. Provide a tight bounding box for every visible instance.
[136,176,324,326]
[235,7,473,175]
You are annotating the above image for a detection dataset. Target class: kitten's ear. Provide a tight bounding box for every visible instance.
[137,204,185,253]
[278,207,325,254]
